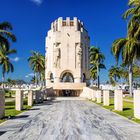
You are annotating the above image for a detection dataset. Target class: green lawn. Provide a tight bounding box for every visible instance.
[0,99,32,124]
[123,96,133,101]
[91,98,140,124]
[5,90,15,98]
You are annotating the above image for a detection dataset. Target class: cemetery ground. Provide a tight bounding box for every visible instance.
[91,97,140,124]
[1,97,140,139]
[0,91,31,124]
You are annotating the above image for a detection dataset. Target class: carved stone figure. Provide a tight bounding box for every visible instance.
[77,47,82,66]
[54,48,61,67]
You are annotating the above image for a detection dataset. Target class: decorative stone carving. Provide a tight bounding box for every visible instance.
[54,47,61,68]
[77,45,82,66]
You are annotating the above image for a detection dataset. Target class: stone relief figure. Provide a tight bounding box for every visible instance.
[54,47,61,68]
[77,46,82,66]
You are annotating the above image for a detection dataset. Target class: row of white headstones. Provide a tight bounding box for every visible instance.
[82,87,140,119]
[0,89,47,119]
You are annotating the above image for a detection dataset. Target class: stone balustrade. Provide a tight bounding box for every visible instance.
[28,90,34,106]
[103,90,110,106]
[81,87,95,100]
[114,90,123,111]
[15,89,23,111]
[134,90,140,119]
[96,90,102,103]
[1,87,140,121]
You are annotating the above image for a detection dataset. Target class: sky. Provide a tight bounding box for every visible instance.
[0,0,129,83]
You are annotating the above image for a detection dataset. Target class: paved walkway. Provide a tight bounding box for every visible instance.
[0,97,140,140]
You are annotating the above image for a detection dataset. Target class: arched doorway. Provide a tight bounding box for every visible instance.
[60,71,75,96]
[61,72,74,83]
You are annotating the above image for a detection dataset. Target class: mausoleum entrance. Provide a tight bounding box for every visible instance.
[55,90,81,97]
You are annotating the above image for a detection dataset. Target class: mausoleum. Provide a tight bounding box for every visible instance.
[45,17,90,96]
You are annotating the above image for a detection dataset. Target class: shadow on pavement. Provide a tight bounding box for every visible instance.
[0,131,7,136]
[11,115,29,119]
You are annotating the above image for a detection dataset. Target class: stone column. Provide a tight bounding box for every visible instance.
[28,90,33,106]
[66,17,70,26]
[74,17,78,31]
[0,90,5,119]
[134,90,140,119]
[114,90,123,111]
[91,90,96,101]
[16,90,23,111]
[103,90,110,106]
[58,17,62,31]
[96,90,102,103]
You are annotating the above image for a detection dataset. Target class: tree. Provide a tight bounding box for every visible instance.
[109,66,123,86]
[0,22,16,49]
[0,44,17,88]
[90,46,105,88]
[28,51,45,85]
[112,0,140,96]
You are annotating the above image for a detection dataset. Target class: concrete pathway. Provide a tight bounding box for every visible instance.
[0,97,140,140]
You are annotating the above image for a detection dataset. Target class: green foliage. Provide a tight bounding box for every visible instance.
[28,51,45,85]
[0,22,17,86]
[108,65,128,86]
[0,21,16,49]
[5,90,15,98]
[90,46,105,87]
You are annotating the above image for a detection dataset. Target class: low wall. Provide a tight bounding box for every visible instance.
[80,87,95,99]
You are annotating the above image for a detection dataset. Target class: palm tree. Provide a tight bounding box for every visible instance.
[28,51,45,85]
[112,0,140,96]
[90,46,105,88]
[108,66,122,86]
[0,22,16,49]
[0,44,17,88]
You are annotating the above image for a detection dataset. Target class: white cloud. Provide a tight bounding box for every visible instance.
[10,57,20,62]
[30,0,43,5]
[25,73,34,78]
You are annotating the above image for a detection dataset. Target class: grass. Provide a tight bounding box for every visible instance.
[0,99,32,124]
[5,90,15,98]
[91,98,140,124]
[123,96,133,101]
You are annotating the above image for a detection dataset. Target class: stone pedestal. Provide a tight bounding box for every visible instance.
[96,90,102,103]
[0,90,5,119]
[28,90,33,106]
[134,90,140,119]
[114,90,123,111]
[16,90,23,111]
[103,90,110,106]
[91,90,96,101]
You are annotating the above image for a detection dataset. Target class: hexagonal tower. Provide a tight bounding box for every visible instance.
[45,17,90,86]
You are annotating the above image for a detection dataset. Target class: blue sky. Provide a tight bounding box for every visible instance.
[0,0,128,82]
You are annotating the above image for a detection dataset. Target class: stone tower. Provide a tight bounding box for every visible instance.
[45,17,90,86]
